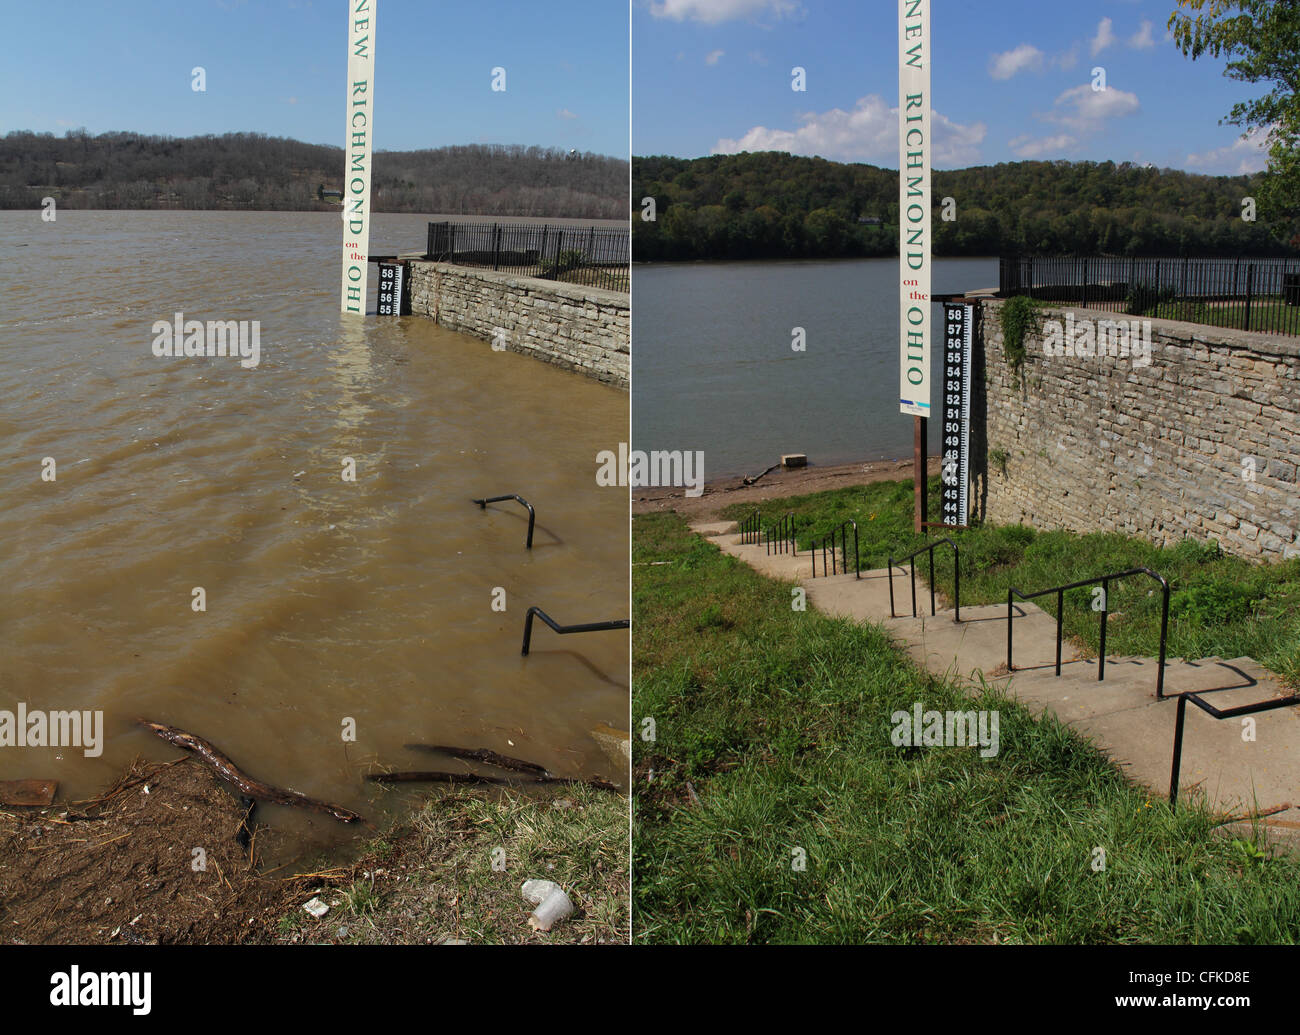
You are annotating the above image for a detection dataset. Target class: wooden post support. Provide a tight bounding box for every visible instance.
[913,415,928,533]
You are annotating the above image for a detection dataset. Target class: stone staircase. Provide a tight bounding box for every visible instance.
[691,519,1300,842]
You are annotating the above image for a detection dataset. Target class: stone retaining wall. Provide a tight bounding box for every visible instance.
[407,262,629,389]
[976,298,1299,561]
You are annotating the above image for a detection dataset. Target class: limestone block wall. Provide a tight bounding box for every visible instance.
[407,262,629,389]
[977,299,1299,562]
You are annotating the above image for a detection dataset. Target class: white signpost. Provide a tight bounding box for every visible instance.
[898,0,931,529]
[341,0,376,315]
[898,0,931,416]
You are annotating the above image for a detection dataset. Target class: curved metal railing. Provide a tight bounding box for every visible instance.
[471,493,536,549]
[810,520,859,579]
[1169,690,1299,808]
[888,538,960,622]
[763,512,797,556]
[521,607,630,656]
[1006,566,1170,697]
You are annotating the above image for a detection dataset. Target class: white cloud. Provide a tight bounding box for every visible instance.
[1054,43,1080,71]
[1186,125,1272,175]
[712,94,986,166]
[1043,82,1140,132]
[989,44,1044,81]
[1090,17,1116,56]
[649,0,800,23]
[1009,133,1080,159]
[1128,20,1157,49]
[705,49,725,66]
[557,108,578,120]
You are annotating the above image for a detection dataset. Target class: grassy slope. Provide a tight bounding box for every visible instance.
[720,476,1300,688]
[632,510,1300,944]
[277,785,628,945]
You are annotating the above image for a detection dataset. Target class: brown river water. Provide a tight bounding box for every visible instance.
[0,210,629,853]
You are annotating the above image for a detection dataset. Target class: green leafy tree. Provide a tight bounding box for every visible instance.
[1169,0,1300,243]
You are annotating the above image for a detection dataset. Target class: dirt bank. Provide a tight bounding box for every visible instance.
[0,757,302,944]
[1,756,629,945]
[632,456,941,522]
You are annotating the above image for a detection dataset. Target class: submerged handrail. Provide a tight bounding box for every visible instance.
[471,493,536,549]
[810,520,859,579]
[1169,690,1299,809]
[1006,566,1170,697]
[520,607,630,656]
[888,538,960,622]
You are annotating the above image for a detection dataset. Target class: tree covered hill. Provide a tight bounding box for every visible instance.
[633,151,1293,260]
[0,130,628,219]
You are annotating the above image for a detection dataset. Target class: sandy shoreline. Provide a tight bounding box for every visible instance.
[631,456,941,522]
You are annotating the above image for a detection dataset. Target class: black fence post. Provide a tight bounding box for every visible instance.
[1169,693,1188,809]
[1245,264,1254,331]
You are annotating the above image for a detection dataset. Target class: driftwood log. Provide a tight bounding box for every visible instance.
[370,744,619,793]
[138,720,365,824]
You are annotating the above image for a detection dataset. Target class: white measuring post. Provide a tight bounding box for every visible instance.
[898,0,931,416]
[898,0,931,530]
[341,0,376,315]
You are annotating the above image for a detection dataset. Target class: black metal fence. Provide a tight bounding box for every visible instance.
[999,254,1300,337]
[426,221,629,293]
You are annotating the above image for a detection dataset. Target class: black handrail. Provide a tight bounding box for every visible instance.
[764,512,797,556]
[888,538,960,622]
[520,607,630,656]
[471,494,535,549]
[1006,566,1170,697]
[1169,690,1299,809]
[737,510,761,546]
[810,520,859,579]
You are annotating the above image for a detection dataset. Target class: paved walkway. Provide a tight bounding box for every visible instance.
[691,520,1300,842]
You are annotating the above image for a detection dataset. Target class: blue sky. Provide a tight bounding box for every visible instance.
[2,0,630,158]
[633,0,1271,174]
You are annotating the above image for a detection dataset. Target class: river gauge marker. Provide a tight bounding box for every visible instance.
[341,0,376,315]
[898,0,931,531]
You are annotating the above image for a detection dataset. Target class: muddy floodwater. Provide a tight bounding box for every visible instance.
[0,211,629,853]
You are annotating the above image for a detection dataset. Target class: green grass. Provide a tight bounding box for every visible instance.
[632,510,1300,944]
[1148,298,1300,336]
[721,477,1300,689]
[278,785,629,945]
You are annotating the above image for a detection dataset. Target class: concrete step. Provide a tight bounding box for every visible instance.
[704,531,808,582]
[691,520,735,538]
